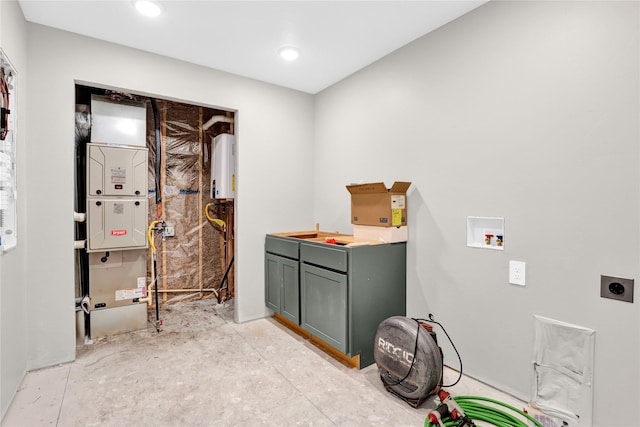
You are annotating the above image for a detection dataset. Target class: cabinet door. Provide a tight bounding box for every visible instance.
[280,257,300,324]
[87,144,148,197]
[301,263,348,353]
[265,253,300,324]
[87,198,148,252]
[265,253,282,312]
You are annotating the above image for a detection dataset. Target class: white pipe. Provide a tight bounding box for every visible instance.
[80,296,90,314]
[202,115,234,131]
[74,240,86,249]
[73,211,86,222]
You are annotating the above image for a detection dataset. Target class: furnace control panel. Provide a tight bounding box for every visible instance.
[86,143,148,252]
[87,143,148,197]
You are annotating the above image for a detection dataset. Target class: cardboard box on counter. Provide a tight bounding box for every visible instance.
[353,225,408,243]
[346,182,411,227]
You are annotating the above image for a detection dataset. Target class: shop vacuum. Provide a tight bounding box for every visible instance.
[374,315,545,427]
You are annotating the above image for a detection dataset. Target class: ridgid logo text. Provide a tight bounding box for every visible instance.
[377,337,414,366]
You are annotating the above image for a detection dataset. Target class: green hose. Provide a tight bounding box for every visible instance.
[460,401,527,426]
[456,395,543,427]
[424,395,544,427]
[462,408,514,427]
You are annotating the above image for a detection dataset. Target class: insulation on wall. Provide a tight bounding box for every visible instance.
[75,84,235,313]
[146,99,235,303]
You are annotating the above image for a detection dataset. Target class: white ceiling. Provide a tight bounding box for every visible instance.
[18,0,488,94]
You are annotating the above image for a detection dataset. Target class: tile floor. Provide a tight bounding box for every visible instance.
[2,300,546,427]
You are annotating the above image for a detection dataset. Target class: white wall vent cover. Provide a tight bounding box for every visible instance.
[532,315,595,427]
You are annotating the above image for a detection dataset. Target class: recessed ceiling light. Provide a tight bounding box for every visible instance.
[279,46,299,61]
[133,0,163,18]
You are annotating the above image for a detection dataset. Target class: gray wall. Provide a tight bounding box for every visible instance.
[4,15,315,415]
[314,2,639,425]
[0,0,28,417]
[2,1,638,425]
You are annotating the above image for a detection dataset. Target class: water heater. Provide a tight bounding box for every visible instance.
[210,133,235,199]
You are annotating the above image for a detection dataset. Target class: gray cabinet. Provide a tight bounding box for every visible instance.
[265,236,301,324]
[265,233,406,368]
[301,263,348,352]
[300,240,406,368]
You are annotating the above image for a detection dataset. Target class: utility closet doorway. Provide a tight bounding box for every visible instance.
[74,83,236,342]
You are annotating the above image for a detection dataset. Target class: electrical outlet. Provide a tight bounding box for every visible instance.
[509,260,526,286]
[163,224,175,237]
[601,275,634,303]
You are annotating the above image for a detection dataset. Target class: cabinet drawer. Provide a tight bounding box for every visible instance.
[265,235,299,259]
[300,242,347,273]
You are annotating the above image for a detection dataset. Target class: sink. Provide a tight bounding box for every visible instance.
[275,230,348,240]
[284,232,320,239]
[271,230,377,247]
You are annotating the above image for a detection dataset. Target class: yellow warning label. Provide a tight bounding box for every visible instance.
[392,209,402,226]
